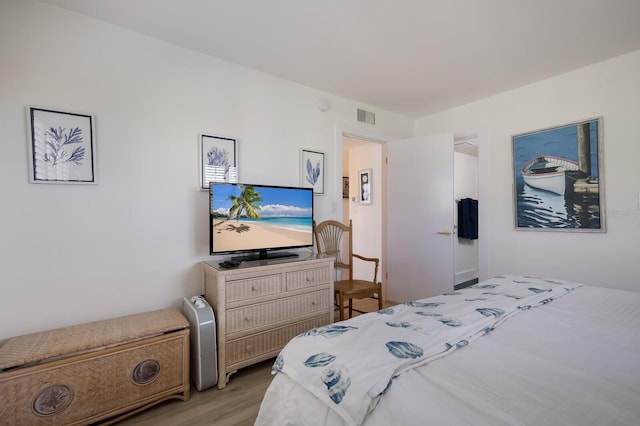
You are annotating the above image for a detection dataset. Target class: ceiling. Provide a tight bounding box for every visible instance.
[39,0,640,118]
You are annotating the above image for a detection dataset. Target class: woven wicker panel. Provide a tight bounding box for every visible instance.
[0,332,187,425]
[225,274,282,303]
[285,267,330,291]
[226,290,330,334]
[0,308,188,371]
[226,316,328,365]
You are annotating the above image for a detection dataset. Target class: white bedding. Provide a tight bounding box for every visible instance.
[256,279,640,426]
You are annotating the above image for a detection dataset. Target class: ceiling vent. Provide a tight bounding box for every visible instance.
[357,108,375,125]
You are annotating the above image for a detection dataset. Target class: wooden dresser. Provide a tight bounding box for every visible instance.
[202,254,334,389]
[0,308,189,425]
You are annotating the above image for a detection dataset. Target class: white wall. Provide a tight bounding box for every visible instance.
[416,50,640,291]
[0,0,413,340]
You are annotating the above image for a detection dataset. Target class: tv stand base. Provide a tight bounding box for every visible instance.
[231,250,298,262]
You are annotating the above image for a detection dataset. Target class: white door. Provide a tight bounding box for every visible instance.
[385,133,455,302]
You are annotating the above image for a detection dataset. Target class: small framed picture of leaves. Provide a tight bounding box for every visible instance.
[300,149,324,194]
[27,107,96,184]
[200,134,238,190]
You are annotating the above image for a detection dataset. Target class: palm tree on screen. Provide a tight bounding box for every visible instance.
[227,185,262,222]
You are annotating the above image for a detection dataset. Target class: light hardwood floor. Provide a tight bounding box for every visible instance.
[117,357,274,426]
[117,298,389,426]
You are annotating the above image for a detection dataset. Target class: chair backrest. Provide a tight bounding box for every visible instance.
[313,219,353,278]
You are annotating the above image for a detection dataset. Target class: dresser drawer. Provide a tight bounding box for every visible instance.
[226,290,330,334]
[226,316,329,366]
[0,332,187,425]
[225,274,282,303]
[285,267,330,291]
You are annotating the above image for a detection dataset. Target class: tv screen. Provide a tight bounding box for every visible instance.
[209,183,314,260]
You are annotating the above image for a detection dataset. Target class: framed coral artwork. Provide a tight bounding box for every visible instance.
[27,107,96,184]
[300,149,324,194]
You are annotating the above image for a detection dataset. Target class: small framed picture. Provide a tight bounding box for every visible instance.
[27,107,96,184]
[342,177,349,198]
[300,149,324,194]
[358,169,372,204]
[201,134,237,190]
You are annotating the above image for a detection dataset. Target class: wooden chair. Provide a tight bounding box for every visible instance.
[313,220,382,321]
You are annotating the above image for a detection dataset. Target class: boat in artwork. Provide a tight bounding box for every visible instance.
[521,155,579,195]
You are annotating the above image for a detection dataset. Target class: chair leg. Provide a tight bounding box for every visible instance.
[378,295,383,311]
[338,292,345,321]
[348,298,353,318]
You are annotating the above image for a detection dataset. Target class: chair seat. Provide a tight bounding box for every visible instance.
[335,279,380,296]
[335,279,382,320]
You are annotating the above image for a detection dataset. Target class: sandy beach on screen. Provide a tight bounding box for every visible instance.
[212,219,310,252]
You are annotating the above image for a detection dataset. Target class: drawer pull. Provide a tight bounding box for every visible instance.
[132,359,161,385]
[251,286,257,291]
[245,316,251,321]
[33,384,73,416]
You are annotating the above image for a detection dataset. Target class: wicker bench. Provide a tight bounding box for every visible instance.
[0,308,190,425]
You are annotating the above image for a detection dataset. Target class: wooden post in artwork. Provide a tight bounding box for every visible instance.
[577,123,591,176]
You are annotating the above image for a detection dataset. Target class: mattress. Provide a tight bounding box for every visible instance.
[256,282,640,426]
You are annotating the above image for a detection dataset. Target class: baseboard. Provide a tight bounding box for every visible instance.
[455,268,478,286]
[455,278,479,290]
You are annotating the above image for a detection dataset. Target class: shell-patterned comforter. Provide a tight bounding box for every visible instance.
[272,275,583,426]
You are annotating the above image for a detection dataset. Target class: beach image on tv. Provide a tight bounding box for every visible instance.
[210,184,313,253]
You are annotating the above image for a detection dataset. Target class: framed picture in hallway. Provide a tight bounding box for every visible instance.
[512,117,605,232]
[358,169,372,205]
[342,177,349,198]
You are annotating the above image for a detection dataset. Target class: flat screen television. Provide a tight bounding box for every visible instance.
[209,182,314,261]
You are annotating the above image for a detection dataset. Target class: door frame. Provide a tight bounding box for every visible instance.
[335,123,393,301]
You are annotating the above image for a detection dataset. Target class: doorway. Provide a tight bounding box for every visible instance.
[337,126,484,304]
[342,135,383,290]
[454,135,479,287]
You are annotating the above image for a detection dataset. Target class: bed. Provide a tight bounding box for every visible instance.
[255,275,640,426]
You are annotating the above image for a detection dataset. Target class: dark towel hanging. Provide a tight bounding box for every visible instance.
[458,198,478,240]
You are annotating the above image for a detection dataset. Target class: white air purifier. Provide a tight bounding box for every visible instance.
[182,296,217,391]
